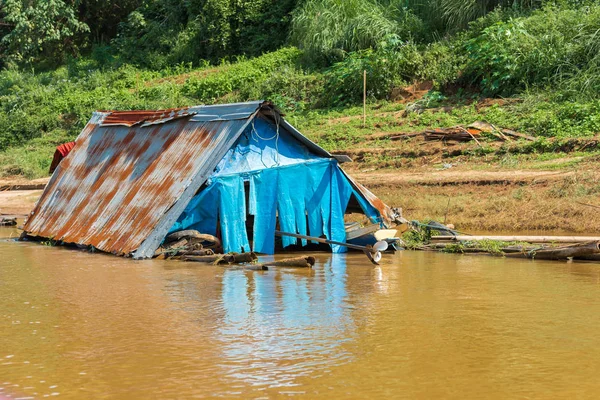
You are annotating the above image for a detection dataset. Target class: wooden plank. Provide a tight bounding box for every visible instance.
[346,224,380,240]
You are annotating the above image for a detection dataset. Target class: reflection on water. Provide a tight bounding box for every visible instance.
[217,257,354,392]
[1,226,600,399]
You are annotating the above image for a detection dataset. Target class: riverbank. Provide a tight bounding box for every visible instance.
[3,160,599,233]
[346,164,600,233]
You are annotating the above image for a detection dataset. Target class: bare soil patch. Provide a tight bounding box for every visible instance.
[0,190,42,216]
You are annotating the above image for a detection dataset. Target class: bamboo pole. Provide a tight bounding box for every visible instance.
[432,235,600,244]
[275,230,372,252]
[363,70,366,128]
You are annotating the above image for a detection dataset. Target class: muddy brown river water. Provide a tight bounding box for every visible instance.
[1,225,600,399]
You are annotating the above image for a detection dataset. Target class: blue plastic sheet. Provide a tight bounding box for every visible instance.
[167,181,219,236]
[214,118,317,177]
[168,117,383,253]
[217,175,251,253]
[249,169,278,254]
[169,159,382,253]
[329,165,353,253]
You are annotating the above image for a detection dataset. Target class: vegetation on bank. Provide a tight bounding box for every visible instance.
[1,1,600,179]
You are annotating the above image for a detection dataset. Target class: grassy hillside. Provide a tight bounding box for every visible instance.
[1,3,600,179]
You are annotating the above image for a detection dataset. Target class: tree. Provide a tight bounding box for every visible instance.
[1,0,89,67]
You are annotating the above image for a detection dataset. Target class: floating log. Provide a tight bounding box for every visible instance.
[432,235,600,244]
[182,254,223,263]
[228,252,258,264]
[228,264,269,271]
[182,252,257,265]
[505,241,600,260]
[259,256,316,268]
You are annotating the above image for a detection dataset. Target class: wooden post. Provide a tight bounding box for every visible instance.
[363,70,367,127]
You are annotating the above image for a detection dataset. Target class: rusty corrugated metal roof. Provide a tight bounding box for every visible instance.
[24,102,266,258]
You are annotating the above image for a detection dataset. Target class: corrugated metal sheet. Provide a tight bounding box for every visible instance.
[24,104,260,258]
[24,100,397,258]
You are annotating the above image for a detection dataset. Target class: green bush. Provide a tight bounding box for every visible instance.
[321,37,464,106]
[462,5,600,96]
[113,0,300,68]
[182,47,305,103]
[321,40,422,106]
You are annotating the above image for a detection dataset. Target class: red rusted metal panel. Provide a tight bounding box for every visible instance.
[100,108,194,127]
[23,108,252,257]
[49,141,76,173]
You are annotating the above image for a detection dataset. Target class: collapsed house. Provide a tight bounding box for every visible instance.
[23,101,401,259]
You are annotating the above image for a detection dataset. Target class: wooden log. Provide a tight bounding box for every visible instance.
[432,235,600,244]
[573,254,600,261]
[229,252,258,264]
[505,241,600,260]
[182,252,257,265]
[0,217,17,226]
[182,254,223,263]
[165,238,188,249]
[259,256,316,268]
[228,265,270,271]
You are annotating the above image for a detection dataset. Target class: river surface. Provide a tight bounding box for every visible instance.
[1,225,600,399]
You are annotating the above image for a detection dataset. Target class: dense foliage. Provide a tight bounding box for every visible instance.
[1,0,600,178]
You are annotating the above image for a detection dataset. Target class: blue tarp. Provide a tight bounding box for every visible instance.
[168,117,382,253]
[213,118,316,176]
